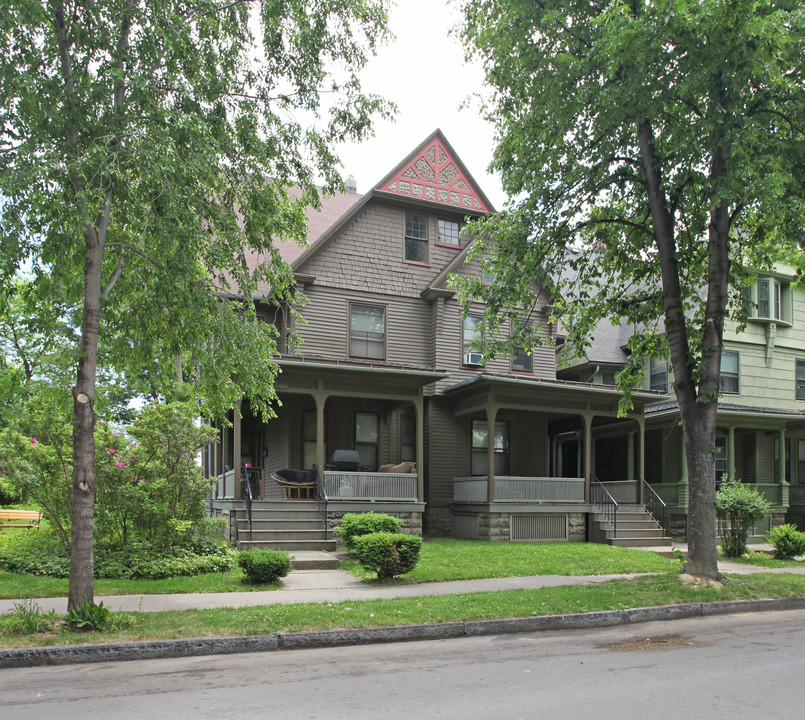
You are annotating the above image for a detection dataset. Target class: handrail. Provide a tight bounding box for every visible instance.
[640,476,667,536]
[241,463,253,538]
[591,474,618,538]
[313,464,329,540]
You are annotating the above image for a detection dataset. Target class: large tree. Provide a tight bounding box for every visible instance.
[0,0,391,608]
[457,0,805,579]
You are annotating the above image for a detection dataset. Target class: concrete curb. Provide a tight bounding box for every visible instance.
[3,595,805,669]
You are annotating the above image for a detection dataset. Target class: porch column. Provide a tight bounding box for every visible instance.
[727,426,735,479]
[415,395,425,503]
[315,392,327,472]
[582,412,593,503]
[779,428,790,507]
[486,406,498,504]
[233,400,242,500]
[628,429,637,503]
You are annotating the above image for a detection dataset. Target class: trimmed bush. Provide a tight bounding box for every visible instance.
[768,524,805,560]
[353,532,421,580]
[237,548,292,583]
[338,512,403,551]
[716,476,770,557]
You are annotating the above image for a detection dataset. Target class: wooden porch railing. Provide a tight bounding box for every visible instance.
[323,471,418,501]
[453,476,585,503]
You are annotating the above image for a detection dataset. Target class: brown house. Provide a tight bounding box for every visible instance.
[205,130,666,549]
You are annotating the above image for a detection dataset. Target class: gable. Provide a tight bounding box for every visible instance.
[375,130,492,214]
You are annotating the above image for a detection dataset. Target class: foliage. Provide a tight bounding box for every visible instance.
[352,532,421,580]
[237,549,292,584]
[2,599,58,636]
[716,477,770,558]
[0,0,392,607]
[67,601,112,632]
[455,0,805,580]
[337,512,403,551]
[768,524,805,560]
[0,527,234,580]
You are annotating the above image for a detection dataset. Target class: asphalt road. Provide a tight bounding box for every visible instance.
[2,609,802,720]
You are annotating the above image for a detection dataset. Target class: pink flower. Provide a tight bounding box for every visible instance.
[108,448,116,454]
[116,462,125,468]
[30,438,37,443]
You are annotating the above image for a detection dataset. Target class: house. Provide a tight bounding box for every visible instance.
[557,264,805,540]
[204,130,667,548]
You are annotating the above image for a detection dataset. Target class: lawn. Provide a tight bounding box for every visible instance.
[2,572,805,649]
[1,539,677,598]
[723,551,805,569]
[340,539,677,583]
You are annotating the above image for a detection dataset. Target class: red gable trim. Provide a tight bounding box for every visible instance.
[381,135,490,213]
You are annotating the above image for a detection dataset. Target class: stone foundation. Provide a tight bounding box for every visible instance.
[568,513,586,542]
[423,506,453,538]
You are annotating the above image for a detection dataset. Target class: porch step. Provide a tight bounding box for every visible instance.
[610,536,671,548]
[592,504,671,548]
[238,538,338,553]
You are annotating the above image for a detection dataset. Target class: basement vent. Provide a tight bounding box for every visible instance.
[511,514,568,542]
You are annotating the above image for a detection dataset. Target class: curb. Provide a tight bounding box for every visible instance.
[3,595,805,669]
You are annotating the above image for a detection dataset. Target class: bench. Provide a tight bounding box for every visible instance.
[0,510,42,529]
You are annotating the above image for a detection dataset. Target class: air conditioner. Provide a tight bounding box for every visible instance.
[463,352,485,367]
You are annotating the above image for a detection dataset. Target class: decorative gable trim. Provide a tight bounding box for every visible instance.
[374,129,494,214]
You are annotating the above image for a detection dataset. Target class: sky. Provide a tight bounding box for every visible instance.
[333,0,506,210]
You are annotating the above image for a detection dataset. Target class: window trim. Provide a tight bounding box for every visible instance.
[349,302,386,360]
[404,213,428,264]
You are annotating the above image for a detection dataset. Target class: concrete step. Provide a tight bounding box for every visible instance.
[236,509,323,521]
[237,519,325,530]
[237,538,338,552]
[242,529,331,541]
[605,527,667,539]
[610,536,671,548]
[287,551,341,570]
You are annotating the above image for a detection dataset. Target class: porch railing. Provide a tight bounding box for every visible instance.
[323,471,418,501]
[453,476,585,503]
[591,474,618,536]
[640,475,666,535]
[216,469,236,499]
[598,480,636,503]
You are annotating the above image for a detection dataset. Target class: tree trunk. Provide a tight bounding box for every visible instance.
[680,402,719,578]
[67,220,106,610]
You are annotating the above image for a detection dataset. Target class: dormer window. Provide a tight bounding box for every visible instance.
[745,276,789,324]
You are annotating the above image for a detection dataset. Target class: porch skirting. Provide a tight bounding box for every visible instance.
[450,503,590,542]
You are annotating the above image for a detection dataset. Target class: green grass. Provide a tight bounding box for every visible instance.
[2,572,804,649]
[723,551,805,569]
[0,568,279,599]
[340,539,677,582]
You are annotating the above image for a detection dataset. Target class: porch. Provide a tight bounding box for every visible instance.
[452,476,585,503]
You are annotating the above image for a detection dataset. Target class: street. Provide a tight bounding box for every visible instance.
[2,609,802,719]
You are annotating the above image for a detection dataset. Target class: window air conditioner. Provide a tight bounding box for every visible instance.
[463,352,485,367]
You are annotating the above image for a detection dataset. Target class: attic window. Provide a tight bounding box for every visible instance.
[405,213,428,263]
[437,219,460,246]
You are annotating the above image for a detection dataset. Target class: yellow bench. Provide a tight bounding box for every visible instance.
[0,510,42,529]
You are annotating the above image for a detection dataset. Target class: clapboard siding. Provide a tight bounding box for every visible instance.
[427,399,470,507]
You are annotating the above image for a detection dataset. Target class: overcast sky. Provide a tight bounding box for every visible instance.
[333,0,506,210]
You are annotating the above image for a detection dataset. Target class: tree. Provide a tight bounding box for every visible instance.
[456,0,805,579]
[0,0,391,608]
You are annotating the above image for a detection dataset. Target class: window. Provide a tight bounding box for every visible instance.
[715,435,727,487]
[747,277,785,321]
[719,350,739,394]
[355,412,379,470]
[796,360,805,400]
[471,420,510,476]
[462,315,484,363]
[349,304,385,359]
[404,213,428,263]
[650,358,668,392]
[511,324,532,373]
[437,219,460,246]
[302,410,327,469]
[482,261,496,285]
[400,414,416,462]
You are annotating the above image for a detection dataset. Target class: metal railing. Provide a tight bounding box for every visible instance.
[591,474,618,537]
[313,464,329,540]
[640,475,666,535]
[240,463,253,538]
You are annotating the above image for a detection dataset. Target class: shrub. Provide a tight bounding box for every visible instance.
[352,532,421,580]
[338,512,403,551]
[237,549,292,583]
[716,476,770,557]
[768,524,805,560]
[67,601,111,632]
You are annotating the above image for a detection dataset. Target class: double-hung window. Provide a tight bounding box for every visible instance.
[511,324,532,373]
[796,359,805,400]
[719,350,739,394]
[649,358,668,392]
[350,303,385,359]
[355,412,379,470]
[405,213,428,263]
[471,420,510,476]
[462,315,484,365]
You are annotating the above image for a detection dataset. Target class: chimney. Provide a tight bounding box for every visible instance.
[345,174,357,193]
